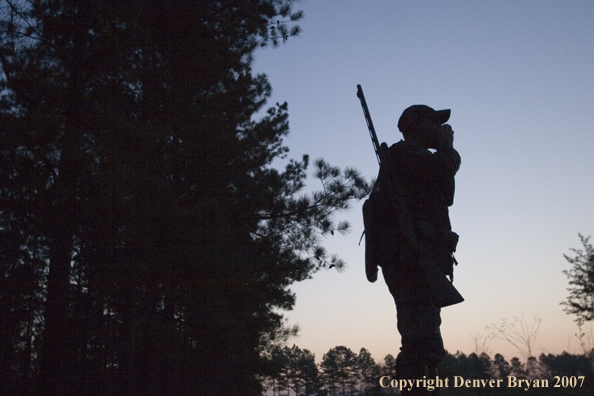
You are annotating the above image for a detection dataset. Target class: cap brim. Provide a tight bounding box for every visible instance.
[430,109,451,124]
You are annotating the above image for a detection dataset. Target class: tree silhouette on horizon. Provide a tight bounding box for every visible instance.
[562,234,594,326]
[261,345,593,396]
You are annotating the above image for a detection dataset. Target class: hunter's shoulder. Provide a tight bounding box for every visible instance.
[390,140,428,155]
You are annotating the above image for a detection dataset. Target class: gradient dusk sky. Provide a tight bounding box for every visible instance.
[252,0,594,362]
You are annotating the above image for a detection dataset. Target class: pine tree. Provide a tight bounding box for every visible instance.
[0,1,369,394]
[320,346,360,396]
[357,347,380,394]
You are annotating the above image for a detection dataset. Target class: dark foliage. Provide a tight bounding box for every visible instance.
[0,1,368,395]
[562,234,594,325]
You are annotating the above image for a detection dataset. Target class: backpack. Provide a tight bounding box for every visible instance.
[361,168,400,282]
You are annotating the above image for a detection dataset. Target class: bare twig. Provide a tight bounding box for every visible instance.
[486,314,541,359]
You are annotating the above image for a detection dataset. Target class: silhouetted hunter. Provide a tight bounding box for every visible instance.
[357,85,463,395]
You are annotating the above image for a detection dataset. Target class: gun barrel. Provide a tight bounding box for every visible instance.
[356,84,381,165]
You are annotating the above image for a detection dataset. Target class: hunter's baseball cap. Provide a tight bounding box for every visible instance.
[398,105,451,133]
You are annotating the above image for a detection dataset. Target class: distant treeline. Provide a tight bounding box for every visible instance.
[261,344,594,396]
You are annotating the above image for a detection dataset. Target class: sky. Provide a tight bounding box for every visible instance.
[252,0,594,364]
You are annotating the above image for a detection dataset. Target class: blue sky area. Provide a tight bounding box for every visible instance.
[252,0,594,362]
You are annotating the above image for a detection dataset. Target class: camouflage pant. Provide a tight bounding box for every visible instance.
[394,299,444,376]
[381,250,445,380]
